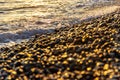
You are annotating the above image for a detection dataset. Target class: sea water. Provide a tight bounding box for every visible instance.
[0,0,119,48]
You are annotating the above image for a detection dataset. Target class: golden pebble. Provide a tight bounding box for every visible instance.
[7,60,12,63]
[96,62,103,66]
[94,49,99,53]
[88,60,92,63]
[115,69,118,72]
[99,54,102,58]
[82,38,85,42]
[57,78,64,80]
[7,75,12,79]
[33,50,37,53]
[82,57,85,61]
[87,67,92,71]
[109,74,113,78]
[79,61,83,64]
[51,61,55,64]
[57,61,61,64]
[67,68,70,70]
[35,75,39,78]
[9,70,17,75]
[19,52,25,55]
[76,75,82,79]
[62,53,67,58]
[63,61,68,64]
[45,49,50,53]
[27,53,32,57]
[103,71,108,76]
[115,58,119,62]
[79,55,82,58]
[24,61,28,64]
[108,58,112,61]
[3,68,7,70]
[57,71,61,75]
[67,57,74,61]
[81,51,84,54]
[110,38,113,41]
[94,77,99,80]
[19,69,23,72]
[48,58,53,62]
[103,64,109,70]
[16,79,19,80]
[74,71,80,74]
[76,59,80,62]
[81,71,85,74]
[23,76,28,80]
[36,52,40,54]
[31,68,35,72]
[64,73,69,77]
[111,29,116,33]
[94,71,100,76]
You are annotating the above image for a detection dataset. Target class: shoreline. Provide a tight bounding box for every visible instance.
[0,5,120,48]
[0,8,120,79]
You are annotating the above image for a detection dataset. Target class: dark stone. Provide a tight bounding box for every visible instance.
[35,21,45,25]
[20,47,26,51]
[32,55,38,61]
[55,39,60,44]
[23,64,34,72]
[74,38,82,45]
[8,53,15,58]
[106,18,114,23]
[67,37,74,43]
[53,49,62,56]
[76,47,82,53]
[15,62,22,67]
[48,66,59,74]
[16,54,27,59]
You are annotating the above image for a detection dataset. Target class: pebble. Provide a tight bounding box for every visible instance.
[103,64,109,70]
[0,10,120,79]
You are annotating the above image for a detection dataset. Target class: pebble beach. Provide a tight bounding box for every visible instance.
[0,0,120,80]
[0,0,119,48]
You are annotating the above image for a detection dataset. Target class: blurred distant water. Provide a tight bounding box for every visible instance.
[0,0,118,48]
[0,0,114,22]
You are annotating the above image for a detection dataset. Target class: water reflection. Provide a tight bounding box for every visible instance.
[0,0,115,23]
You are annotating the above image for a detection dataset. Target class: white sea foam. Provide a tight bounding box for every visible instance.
[0,0,119,48]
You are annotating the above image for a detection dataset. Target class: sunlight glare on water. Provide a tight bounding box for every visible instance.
[0,0,114,22]
[0,0,80,22]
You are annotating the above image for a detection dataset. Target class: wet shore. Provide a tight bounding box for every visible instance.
[0,9,120,79]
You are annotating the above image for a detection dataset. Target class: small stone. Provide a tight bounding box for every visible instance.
[61,53,67,58]
[76,47,82,53]
[96,62,104,66]
[94,77,99,80]
[103,64,109,70]
[49,67,59,73]
[7,76,12,79]
[77,75,82,79]
[87,67,92,71]
[67,57,74,61]
[35,21,45,25]
[109,52,115,56]
[10,70,17,75]
[63,61,68,64]
[31,68,35,72]
[55,39,60,44]
[64,73,69,78]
